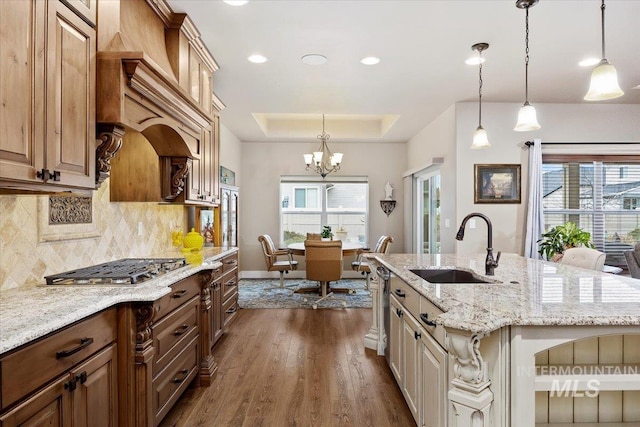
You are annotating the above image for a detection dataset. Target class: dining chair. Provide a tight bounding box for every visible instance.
[306,233,322,240]
[351,235,393,290]
[304,239,347,309]
[560,247,606,271]
[623,243,640,279]
[258,234,298,289]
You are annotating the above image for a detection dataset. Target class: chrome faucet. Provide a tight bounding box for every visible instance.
[455,212,501,276]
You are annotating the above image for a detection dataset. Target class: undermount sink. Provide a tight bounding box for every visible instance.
[409,268,491,284]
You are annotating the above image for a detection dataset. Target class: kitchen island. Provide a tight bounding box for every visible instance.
[368,253,640,427]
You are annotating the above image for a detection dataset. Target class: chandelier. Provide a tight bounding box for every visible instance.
[303,114,343,178]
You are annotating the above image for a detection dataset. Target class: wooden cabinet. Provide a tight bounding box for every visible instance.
[419,328,447,427]
[0,309,117,426]
[216,185,239,247]
[184,125,216,204]
[220,252,239,329]
[389,284,448,427]
[0,0,96,193]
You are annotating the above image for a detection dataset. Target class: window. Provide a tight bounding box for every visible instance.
[280,178,368,245]
[541,159,640,267]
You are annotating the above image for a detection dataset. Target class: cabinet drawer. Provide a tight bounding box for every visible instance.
[419,296,446,349]
[223,292,238,327]
[152,336,199,425]
[152,295,199,377]
[222,271,238,302]
[390,276,420,319]
[222,253,238,274]
[155,275,201,320]
[0,308,116,410]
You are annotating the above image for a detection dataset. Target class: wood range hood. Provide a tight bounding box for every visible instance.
[95,0,224,202]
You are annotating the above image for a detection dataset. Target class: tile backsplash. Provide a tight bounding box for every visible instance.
[0,181,184,290]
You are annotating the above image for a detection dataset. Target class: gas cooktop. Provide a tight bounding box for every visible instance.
[44,258,186,285]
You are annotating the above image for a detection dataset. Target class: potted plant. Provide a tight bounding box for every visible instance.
[321,225,333,240]
[537,221,595,261]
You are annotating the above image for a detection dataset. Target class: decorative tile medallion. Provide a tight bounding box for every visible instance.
[49,196,92,224]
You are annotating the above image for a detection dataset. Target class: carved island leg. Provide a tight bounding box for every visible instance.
[364,272,381,353]
[199,271,218,385]
[447,329,493,427]
[135,304,157,427]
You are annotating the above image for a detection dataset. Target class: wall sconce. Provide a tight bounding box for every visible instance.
[380,181,396,216]
[380,200,396,217]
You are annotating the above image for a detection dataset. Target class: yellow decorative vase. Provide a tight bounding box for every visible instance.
[183,228,204,250]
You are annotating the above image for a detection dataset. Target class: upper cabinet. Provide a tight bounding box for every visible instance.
[96,0,224,205]
[0,0,96,193]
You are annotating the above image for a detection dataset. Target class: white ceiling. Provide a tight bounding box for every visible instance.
[168,0,640,143]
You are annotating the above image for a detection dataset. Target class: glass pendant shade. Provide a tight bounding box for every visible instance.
[331,152,343,165]
[303,153,313,165]
[584,60,624,100]
[514,102,540,131]
[471,126,490,149]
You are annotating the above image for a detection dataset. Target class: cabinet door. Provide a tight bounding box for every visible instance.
[69,344,117,427]
[389,295,404,384]
[210,277,223,348]
[46,1,96,188]
[229,190,238,247]
[420,331,447,427]
[220,189,230,246]
[0,0,45,183]
[200,127,214,202]
[0,376,71,427]
[402,311,420,423]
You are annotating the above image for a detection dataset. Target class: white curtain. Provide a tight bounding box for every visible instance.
[524,139,543,259]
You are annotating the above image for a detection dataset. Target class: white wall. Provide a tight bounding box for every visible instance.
[219,124,242,188]
[405,105,457,253]
[239,141,406,274]
[454,102,640,256]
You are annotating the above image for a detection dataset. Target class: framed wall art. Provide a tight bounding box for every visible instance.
[474,164,521,204]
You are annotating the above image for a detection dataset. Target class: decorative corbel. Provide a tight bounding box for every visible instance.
[380,200,396,217]
[95,125,125,188]
[164,157,192,201]
[446,329,494,427]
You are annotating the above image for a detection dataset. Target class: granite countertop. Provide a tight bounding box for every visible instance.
[373,253,640,335]
[0,247,238,355]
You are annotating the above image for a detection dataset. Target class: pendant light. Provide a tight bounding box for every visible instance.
[514,0,540,132]
[584,0,624,101]
[471,43,490,149]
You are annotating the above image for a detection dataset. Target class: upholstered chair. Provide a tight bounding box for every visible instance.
[351,235,393,290]
[304,239,346,309]
[560,247,606,271]
[258,234,298,288]
[623,243,640,279]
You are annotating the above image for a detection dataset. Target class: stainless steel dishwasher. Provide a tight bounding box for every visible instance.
[376,265,391,362]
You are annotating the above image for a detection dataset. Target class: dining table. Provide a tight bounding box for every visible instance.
[286,241,364,257]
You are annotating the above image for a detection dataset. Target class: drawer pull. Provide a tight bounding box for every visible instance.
[226,280,236,287]
[414,330,421,340]
[172,289,188,298]
[395,308,403,318]
[64,377,77,392]
[394,289,405,298]
[76,371,88,385]
[172,369,189,384]
[56,337,93,359]
[420,313,437,327]
[174,324,190,336]
[225,306,238,314]
[225,260,236,265]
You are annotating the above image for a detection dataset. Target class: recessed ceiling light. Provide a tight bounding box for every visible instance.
[465,57,486,65]
[224,1,248,5]
[301,54,327,65]
[360,56,380,65]
[578,57,600,67]
[633,84,640,90]
[248,54,267,64]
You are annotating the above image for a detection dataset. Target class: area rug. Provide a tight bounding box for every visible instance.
[238,278,372,309]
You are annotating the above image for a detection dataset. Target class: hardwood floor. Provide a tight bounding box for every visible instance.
[160,308,415,427]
